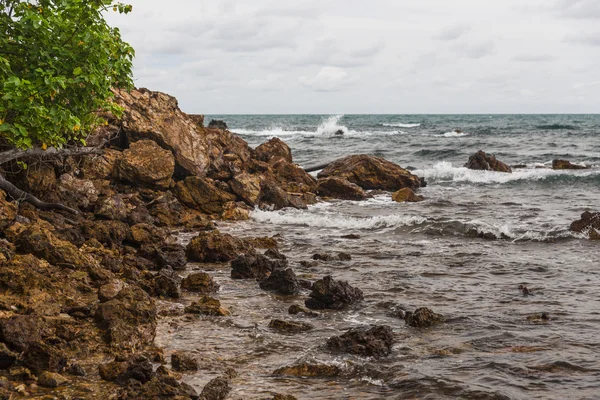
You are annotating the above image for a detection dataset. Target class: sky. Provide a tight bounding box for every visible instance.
[106,0,600,114]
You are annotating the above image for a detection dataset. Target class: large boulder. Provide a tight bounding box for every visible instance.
[552,159,589,170]
[317,177,369,201]
[404,307,445,328]
[259,268,299,295]
[255,138,293,165]
[272,160,318,193]
[181,272,220,294]
[317,155,422,190]
[57,173,99,210]
[259,178,308,210]
[231,254,287,280]
[207,119,228,130]
[464,150,512,173]
[570,211,600,240]
[80,148,122,180]
[326,325,394,358]
[175,176,236,215]
[116,139,175,190]
[228,172,262,206]
[305,276,364,310]
[186,230,255,263]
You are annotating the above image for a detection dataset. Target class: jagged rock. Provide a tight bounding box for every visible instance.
[268,319,314,334]
[98,279,126,302]
[247,236,279,249]
[116,140,175,190]
[208,119,228,130]
[171,351,199,372]
[15,164,56,195]
[327,325,394,357]
[67,364,86,376]
[94,194,131,221]
[80,148,122,180]
[57,173,99,209]
[255,137,293,165]
[228,172,262,206]
[288,304,319,317]
[570,211,600,240]
[0,315,42,351]
[259,178,308,210]
[231,254,287,280]
[317,155,422,190]
[147,267,182,298]
[21,342,67,373]
[264,248,286,260]
[82,219,130,247]
[404,307,445,328]
[305,276,364,310]
[199,375,230,400]
[186,230,255,263]
[117,366,198,399]
[95,285,157,351]
[273,363,341,378]
[312,253,351,262]
[99,355,153,384]
[392,187,424,203]
[189,114,205,127]
[181,272,219,294]
[0,343,17,369]
[37,371,69,388]
[464,150,512,173]
[185,296,230,316]
[139,243,187,271]
[317,177,369,201]
[272,159,318,193]
[259,268,299,295]
[175,176,236,215]
[220,200,251,221]
[552,159,589,170]
[0,191,17,231]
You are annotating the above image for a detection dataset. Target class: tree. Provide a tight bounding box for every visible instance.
[0,0,134,213]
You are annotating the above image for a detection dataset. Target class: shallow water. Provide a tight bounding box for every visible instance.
[157,114,600,399]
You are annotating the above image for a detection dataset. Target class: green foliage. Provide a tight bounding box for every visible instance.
[0,0,134,150]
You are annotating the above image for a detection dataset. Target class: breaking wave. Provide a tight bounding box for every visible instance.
[381,122,421,128]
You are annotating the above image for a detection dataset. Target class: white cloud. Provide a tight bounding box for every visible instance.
[433,24,471,41]
[300,67,357,92]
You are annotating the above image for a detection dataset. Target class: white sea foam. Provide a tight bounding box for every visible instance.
[316,114,348,135]
[382,123,421,128]
[439,131,469,137]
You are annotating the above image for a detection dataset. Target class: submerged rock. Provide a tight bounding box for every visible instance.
[186,230,255,263]
[184,296,230,316]
[268,319,314,334]
[259,268,299,295]
[327,325,394,357]
[404,307,445,328]
[288,304,319,317]
[231,254,287,280]
[181,272,220,294]
[305,275,364,310]
[199,375,231,400]
[392,187,424,203]
[569,211,600,240]
[464,150,512,173]
[171,351,199,372]
[273,363,341,378]
[317,177,369,201]
[552,159,589,170]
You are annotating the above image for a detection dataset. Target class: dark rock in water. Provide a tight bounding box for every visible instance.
[182,272,220,294]
[318,154,423,190]
[317,177,370,201]
[199,375,231,400]
[146,267,182,298]
[392,188,424,203]
[464,150,512,173]
[305,275,364,310]
[259,268,299,295]
[334,129,345,136]
[338,252,352,261]
[312,253,336,261]
[552,159,589,170]
[140,243,187,271]
[327,325,394,357]
[184,296,230,316]
[268,319,314,334]
[264,248,287,260]
[0,343,16,369]
[273,394,298,400]
[171,351,199,372]
[231,253,287,280]
[273,363,341,377]
[117,365,198,399]
[208,119,228,130]
[255,137,293,165]
[259,178,308,210]
[527,312,550,322]
[298,278,313,290]
[519,284,533,296]
[341,234,361,239]
[186,230,255,263]
[288,304,319,317]
[512,164,528,169]
[38,371,69,388]
[404,307,445,328]
[21,342,68,373]
[569,211,600,240]
[67,363,86,377]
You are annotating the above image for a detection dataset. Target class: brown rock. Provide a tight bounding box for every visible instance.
[392,188,424,203]
[228,172,262,206]
[184,296,230,317]
[80,148,122,180]
[186,230,254,263]
[199,375,230,400]
[0,315,42,351]
[404,307,445,328]
[305,275,364,310]
[0,191,17,231]
[259,178,308,210]
[21,342,67,373]
[181,272,219,294]
[317,177,369,200]
[57,173,99,210]
[552,159,589,170]
[272,159,318,193]
[569,211,600,240]
[326,325,394,357]
[255,137,293,165]
[464,150,512,173]
[317,155,423,190]
[171,351,199,372]
[37,371,69,388]
[116,140,175,190]
[268,319,314,334]
[98,279,126,302]
[273,363,341,378]
[175,176,236,215]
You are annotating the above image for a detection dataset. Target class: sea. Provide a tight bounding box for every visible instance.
[158,115,600,399]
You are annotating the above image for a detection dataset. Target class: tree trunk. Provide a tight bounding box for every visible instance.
[0,174,79,214]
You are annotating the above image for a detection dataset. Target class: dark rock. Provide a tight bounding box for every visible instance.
[231,254,287,280]
[312,253,336,261]
[255,137,293,165]
[171,351,199,372]
[259,268,299,295]
[273,394,298,400]
[0,315,42,351]
[288,304,319,317]
[182,272,219,294]
[268,319,314,334]
[139,243,187,271]
[273,363,341,377]
[334,129,344,136]
[199,375,230,400]
[298,279,313,290]
[327,325,394,357]
[208,119,228,130]
[0,344,16,369]
[464,150,512,173]
[404,307,445,328]
[21,342,67,373]
[338,252,352,261]
[569,211,600,240]
[305,276,364,310]
[147,267,182,298]
[67,363,86,377]
[317,177,369,201]
[341,234,361,239]
[117,364,198,399]
[264,248,287,260]
[184,296,230,316]
[99,355,153,384]
[37,371,69,388]
[392,188,424,203]
[98,279,126,302]
[258,178,308,210]
[552,159,589,170]
[186,230,255,263]
[0,191,17,231]
[175,176,236,215]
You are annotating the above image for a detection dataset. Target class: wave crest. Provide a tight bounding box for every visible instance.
[382,122,421,128]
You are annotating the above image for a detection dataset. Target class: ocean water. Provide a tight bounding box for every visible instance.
[159,115,600,399]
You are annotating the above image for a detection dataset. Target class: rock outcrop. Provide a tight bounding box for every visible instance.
[464,150,512,173]
[570,211,600,240]
[552,159,589,170]
[326,325,394,357]
[186,230,255,263]
[305,276,364,310]
[317,177,370,201]
[392,188,424,203]
[404,307,445,328]
[115,139,175,190]
[259,268,299,295]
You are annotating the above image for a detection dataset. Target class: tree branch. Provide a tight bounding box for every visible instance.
[0,146,103,166]
[0,173,79,214]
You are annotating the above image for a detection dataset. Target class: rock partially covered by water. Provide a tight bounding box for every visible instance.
[255,137,293,165]
[305,275,364,310]
[231,254,287,280]
[186,230,255,263]
[465,150,512,173]
[569,211,600,240]
[288,304,319,317]
[404,307,445,328]
[37,371,69,388]
[171,351,199,372]
[273,363,341,378]
[185,296,230,316]
[317,155,422,191]
[259,268,299,295]
[115,139,175,190]
[392,188,424,203]
[208,119,228,130]
[259,178,308,210]
[268,319,314,334]
[327,325,394,357]
[317,177,370,201]
[199,375,231,400]
[182,272,220,294]
[552,159,589,170]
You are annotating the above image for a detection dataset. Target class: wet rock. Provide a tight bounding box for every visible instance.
[67,363,86,377]
[317,177,369,201]
[317,154,422,190]
[341,234,361,239]
[272,159,318,193]
[228,172,262,206]
[208,119,228,130]
[338,252,352,261]
[21,342,67,373]
[82,219,130,247]
[519,284,533,296]
[268,319,314,334]
[247,236,279,249]
[186,230,255,263]
[0,191,17,231]
[0,344,16,369]
[259,268,299,295]
[37,371,69,388]
[404,307,445,328]
[288,304,319,317]
[0,315,43,351]
[99,355,153,384]
[139,243,187,271]
[199,375,230,400]
[327,325,394,357]
[552,159,589,170]
[527,312,550,322]
[569,211,600,240]
[231,254,287,280]
[334,129,344,136]
[171,351,199,372]
[273,363,341,378]
[184,296,230,316]
[98,279,126,302]
[255,137,293,165]
[264,248,286,260]
[392,187,424,203]
[258,178,308,210]
[181,272,220,294]
[147,267,182,298]
[464,150,512,173]
[175,176,236,215]
[312,253,336,261]
[57,173,99,210]
[305,276,364,310]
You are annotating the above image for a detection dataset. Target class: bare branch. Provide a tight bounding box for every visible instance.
[0,173,79,214]
[0,146,103,166]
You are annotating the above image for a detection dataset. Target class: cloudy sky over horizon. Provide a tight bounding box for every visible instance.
[106,0,600,114]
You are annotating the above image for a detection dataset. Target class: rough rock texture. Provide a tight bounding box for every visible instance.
[181,272,219,294]
[259,178,308,210]
[259,268,299,295]
[228,172,261,206]
[0,191,17,231]
[99,355,154,384]
[199,375,231,400]
[273,363,341,378]
[175,176,236,215]
[552,159,589,170]
[404,307,445,328]
[171,351,199,372]
[269,319,314,334]
[38,371,69,388]
[145,267,182,298]
[305,276,364,310]
[21,342,68,373]
[464,150,512,173]
[184,297,230,316]
[57,173,99,210]
[186,230,255,263]
[255,137,293,165]
[231,254,287,280]
[317,155,422,190]
[569,211,600,240]
[116,139,175,190]
[207,119,227,130]
[326,325,394,357]
[272,159,318,193]
[392,188,424,203]
[288,304,319,317]
[317,177,369,201]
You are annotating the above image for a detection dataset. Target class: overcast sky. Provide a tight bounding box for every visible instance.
[106,0,600,114]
